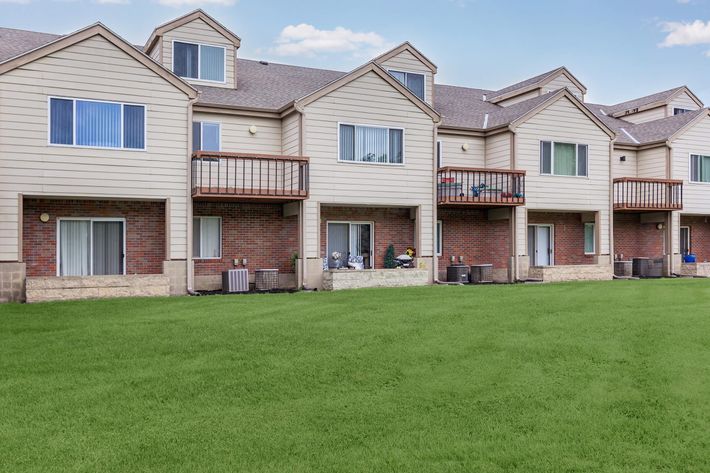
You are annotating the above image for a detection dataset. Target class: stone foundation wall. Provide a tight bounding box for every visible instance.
[0,262,26,303]
[163,260,187,295]
[527,264,613,283]
[680,262,710,277]
[26,275,170,303]
[322,269,429,291]
[194,272,296,291]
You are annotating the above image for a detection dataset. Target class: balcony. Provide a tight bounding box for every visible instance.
[437,167,526,207]
[191,152,309,202]
[613,177,683,212]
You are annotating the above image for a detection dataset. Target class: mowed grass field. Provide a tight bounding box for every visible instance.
[1,279,709,472]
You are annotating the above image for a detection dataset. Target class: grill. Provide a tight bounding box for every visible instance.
[222,269,249,293]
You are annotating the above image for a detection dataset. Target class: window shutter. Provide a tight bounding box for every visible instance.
[540,141,552,174]
[577,144,588,177]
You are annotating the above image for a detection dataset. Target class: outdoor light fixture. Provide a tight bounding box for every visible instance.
[39,213,50,223]
[461,143,469,151]
[248,125,258,135]
[657,223,664,230]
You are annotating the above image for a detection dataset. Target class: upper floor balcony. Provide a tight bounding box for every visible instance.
[613,177,683,212]
[191,152,309,202]
[437,167,526,207]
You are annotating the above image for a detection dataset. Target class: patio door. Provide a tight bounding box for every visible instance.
[59,219,125,276]
[680,226,691,256]
[327,222,373,268]
[528,224,553,266]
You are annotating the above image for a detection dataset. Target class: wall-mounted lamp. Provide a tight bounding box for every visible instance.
[39,213,50,223]
[619,155,626,162]
[461,143,469,151]
[656,223,664,230]
[248,125,258,135]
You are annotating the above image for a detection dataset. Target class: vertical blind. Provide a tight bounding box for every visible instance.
[59,220,90,276]
[327,223,349,268]
[540,141,588,176]
[59,220,123,276]
[92,221,123,276]
[200,45,225,82]
[690,154,710,182]
[193,217,221,258]
[339,124,404,164]
[389,70,425,100]
[50,98,145,149]
[174,41,199,79]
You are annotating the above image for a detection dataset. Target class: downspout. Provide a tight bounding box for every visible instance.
[608,139,615,270]
[294,102,308,289]
[509,127,519,282]
[187,94,198,295]
[665,143,676,276]
[432,123,440,283]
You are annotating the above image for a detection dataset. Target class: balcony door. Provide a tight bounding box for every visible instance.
[528,224,554,266]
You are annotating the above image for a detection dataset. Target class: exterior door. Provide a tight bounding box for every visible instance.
[528,224,553,266]
[327,223,349,268]
[680,226,691,256]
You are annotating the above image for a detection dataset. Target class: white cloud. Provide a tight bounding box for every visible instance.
[270,23,389,58]
[155,0,235,6]
[96,0,130,4]
[0,0,31,3]
[659,19,710,47]
[677,0,691,4]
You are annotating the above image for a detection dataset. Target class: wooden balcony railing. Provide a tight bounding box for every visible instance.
[191,151,309,202]
[437,167,526,207]
[613,177,683,211]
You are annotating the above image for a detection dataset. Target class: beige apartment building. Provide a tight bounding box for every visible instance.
[1,10,708,302]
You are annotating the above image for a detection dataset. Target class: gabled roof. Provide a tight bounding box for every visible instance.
[0,23,197,99]
[487,66,587,104]
[144,9,241,54]
[0,27,60,62]
[373,41,437,73]
[294,61,441,122]
[602,86,704,118]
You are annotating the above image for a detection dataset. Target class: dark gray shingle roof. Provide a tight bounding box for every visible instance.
[486,67,565,101]
[0,27,61,62]
[601,87,686,116]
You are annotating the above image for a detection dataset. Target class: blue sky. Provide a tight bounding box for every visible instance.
[2,0,710,105]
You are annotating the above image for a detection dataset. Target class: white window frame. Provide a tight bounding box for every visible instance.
[326,220,375,268]
[56,217,127,277]
[194,121,222,152]
[387,68,427,101]
[680,226,691,255]
[47,96,147,151]
[584,222,596,255]
[436,220,443,256]
[193,216,222,260]
[171,40,227,84]
[540,140,588,178]
[689,153,710,184]
[337,122,406,166]
[528,224,555,267]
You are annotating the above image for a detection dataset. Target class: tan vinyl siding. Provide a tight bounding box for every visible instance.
[637,146,667,179]
[611,149,637,178]
[671,115,710,214]
[542,74,584,100]
[618,106,666,124]
[302,71,435,258]
[282,112,301,155]
[162,18,235,89]
[437,134,484,168]
[497,89,540,107]
[486,132,512,169]
[515,95,612,255]
[379,50,434,106]
[668,92,700,115]
[193,112,281,154]
[0,35,191,261]
[149,41,161,63]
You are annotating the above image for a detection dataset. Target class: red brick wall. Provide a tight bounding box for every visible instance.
[613,213,664,259]
[437,208,510,271]
[681,216,710,262]
[528,212,595,265]
[319,206,415,269]
[193,202,298,275]
[23,198,165,277]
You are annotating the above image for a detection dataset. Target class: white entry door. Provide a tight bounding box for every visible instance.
[528,225,553,266]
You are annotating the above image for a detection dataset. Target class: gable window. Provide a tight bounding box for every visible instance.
[540,141,588,177]
[690,154,710,183]
[173,41,225,82]
[674,108,692,115]
[192,122,221,152]
[49,97,145,150]
[584,222,595,255]
[389,70,425,101]
[193,217,221,259]
[339,123,404,165]
[58,218,125,276]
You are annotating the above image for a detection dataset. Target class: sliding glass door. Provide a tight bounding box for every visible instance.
[327,222,373,269]
[59,219,125,276]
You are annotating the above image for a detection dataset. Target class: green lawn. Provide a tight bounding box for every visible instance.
[1,280,710,472]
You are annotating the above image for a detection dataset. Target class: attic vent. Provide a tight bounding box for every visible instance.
[259,60,269,65]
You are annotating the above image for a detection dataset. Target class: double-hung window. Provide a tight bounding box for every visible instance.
[173,41,225,82]
[584,222,596,255]
[193,217,221,259]
[58,218,125,276]
[540,141,588,177]
[339,124,404,164]
[389,70,425,101]
[192,122,221,152]
[49,97,145,150]
[690,154,710,183]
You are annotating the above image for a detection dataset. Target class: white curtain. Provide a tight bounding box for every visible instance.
[200,45,225,82]
[200,217,221,258]
[93,221,123,275]
[60,220,90,276]
[356,126,388,163]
